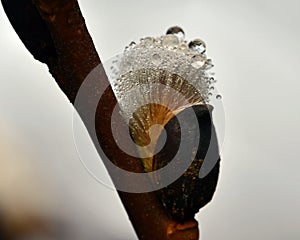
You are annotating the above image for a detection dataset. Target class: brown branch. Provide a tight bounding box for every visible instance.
[1,0,200,239]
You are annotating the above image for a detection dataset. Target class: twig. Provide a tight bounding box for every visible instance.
[1,0,200,239]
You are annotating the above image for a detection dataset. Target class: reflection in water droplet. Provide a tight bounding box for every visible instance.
[216,94,222,100]
[166,26,185,42]
[152,53,162,66]
[189,39,206,54]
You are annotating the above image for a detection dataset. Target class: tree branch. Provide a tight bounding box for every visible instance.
[1,0,200,239]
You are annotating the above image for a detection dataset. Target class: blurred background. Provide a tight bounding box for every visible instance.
[0,0,300,239]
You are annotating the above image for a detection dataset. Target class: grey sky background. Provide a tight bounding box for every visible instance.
[1,0,300,239]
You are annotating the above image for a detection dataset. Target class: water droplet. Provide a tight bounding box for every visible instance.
[179,42,188,51]
[130,41,136,46]
[166,26,185,42]
[152,53,162,66]
[191,55,205,69]
[210,86,214,90]
[216,94,222,100]
[208,92,213,97]
[204,59,214,69]
[189,39,206,54]
[141,37,155,47]
[127,41,136,50]
[162,35,179,48]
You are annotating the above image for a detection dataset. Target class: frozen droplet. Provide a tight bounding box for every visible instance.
[210,86,214,90]
[189,39,206,54]
[216,94,222,100]
[166,26,185,42]
[191,55,205,69]
[152,53,162,66]
[162,35,179,48]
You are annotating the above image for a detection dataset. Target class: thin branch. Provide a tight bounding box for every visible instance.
[1,0,200,239]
